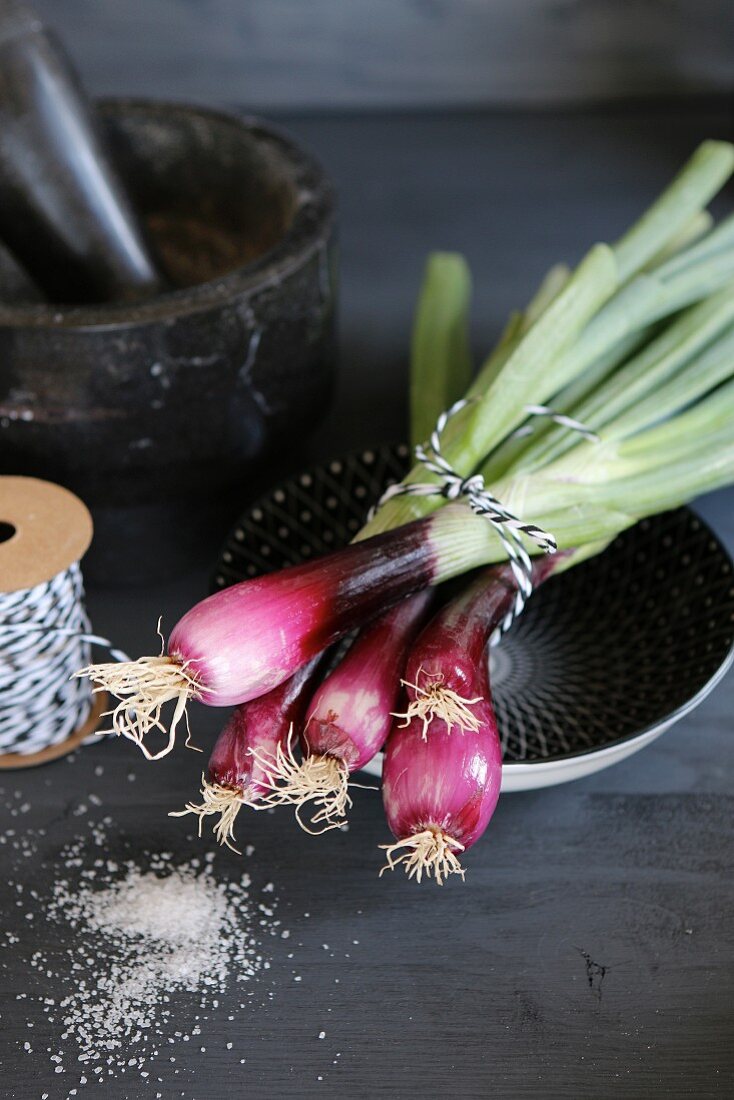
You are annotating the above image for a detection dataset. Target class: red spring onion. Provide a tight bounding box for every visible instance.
[397,555,563,737]
[380,663,502,884]
[78,506,492,758]
[262,590,433,834]
[170,657,323,850]
[380,555,569,882]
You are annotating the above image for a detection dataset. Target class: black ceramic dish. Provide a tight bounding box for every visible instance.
[213,443,734,790]
[0,100,337,583]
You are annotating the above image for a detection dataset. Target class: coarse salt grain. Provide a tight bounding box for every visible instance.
[12,822,287,1088]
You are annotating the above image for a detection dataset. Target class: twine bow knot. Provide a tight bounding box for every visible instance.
[370,398,596,638]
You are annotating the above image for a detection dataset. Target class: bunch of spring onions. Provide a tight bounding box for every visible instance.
[80,141,734,883]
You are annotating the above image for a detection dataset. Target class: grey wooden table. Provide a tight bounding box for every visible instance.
[2,102,734,1099]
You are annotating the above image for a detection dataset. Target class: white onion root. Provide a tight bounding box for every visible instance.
[76,654,200,760]
[170,775,256,853]
[393,671,482,739]
[250,739,352,835]
[379,827,466,884]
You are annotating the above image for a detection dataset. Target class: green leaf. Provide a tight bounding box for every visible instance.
[409,253,473,449]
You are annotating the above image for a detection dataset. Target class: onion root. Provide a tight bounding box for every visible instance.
[250,739,352,835]
[76,654,200,760]
[170,774,257,853]
[379,827,466,884]
[393,670,482,739]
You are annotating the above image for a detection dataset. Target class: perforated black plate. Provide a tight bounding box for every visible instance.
[214,444,734,776]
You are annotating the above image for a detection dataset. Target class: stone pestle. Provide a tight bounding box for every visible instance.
[0,0,166,303]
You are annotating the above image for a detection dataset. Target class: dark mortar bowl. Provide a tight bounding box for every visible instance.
[0,100,337,584]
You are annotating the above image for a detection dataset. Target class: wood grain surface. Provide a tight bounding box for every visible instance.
[31,0,734,110]
[1,101,733,1099]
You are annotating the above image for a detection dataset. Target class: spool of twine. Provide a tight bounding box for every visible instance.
[0,476,112,767]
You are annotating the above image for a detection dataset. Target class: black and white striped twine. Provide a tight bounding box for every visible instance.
[371,399,597,642]
[0,563,126,755]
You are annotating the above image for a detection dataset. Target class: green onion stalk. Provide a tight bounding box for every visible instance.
[358,140,734,542]
[78,142,734,760]
[375,185,734,876]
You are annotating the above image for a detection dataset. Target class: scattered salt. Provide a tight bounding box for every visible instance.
[10,821,286,1089]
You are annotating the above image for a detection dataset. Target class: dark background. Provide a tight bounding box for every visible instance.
[29,0,734,110]
[2,3,734,1098]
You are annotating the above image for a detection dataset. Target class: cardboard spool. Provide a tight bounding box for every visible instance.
[0,476,107,767]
